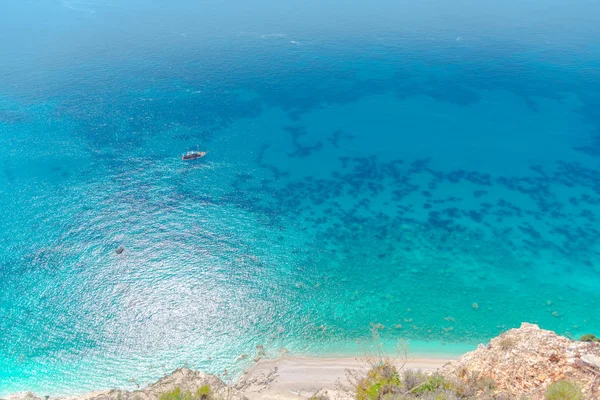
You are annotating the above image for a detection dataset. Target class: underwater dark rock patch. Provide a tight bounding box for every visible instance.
[285,125,324,158]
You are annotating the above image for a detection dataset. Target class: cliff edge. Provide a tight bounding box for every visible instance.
[441,323,600,399]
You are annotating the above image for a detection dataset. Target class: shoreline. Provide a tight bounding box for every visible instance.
[239,355,456,399]
[1,354,457,400]
[0,340,472,398]
[4,324,598,400]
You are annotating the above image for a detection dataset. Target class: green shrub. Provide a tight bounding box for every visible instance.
[195,385,211,400]
[578,333,600,342]
[402,370,429,392]
[413,375,452,394]
[159,386,213,400]
[160,388,189,400]
[356,361,402,400]
[545,380,583,400]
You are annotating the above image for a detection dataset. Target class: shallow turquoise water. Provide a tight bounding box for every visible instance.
[1,0,600,395]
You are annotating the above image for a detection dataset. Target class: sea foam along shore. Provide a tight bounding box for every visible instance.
[0,356,454,400]
[4,323,600,400]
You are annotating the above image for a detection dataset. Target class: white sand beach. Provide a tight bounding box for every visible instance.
[238,356,456,400]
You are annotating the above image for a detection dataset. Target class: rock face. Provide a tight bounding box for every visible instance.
[441,323,600,399]
[3,369,247,400]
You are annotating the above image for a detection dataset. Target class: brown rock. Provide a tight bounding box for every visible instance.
[440,322,600,400]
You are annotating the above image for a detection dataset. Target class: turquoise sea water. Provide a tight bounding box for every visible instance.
[1,0,600,395]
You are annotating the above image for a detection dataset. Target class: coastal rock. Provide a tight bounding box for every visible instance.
[440,322,600,399]
[5,369,247,400]
[88,369,246,400]
[4,392,43,400]
[581,354,600,370]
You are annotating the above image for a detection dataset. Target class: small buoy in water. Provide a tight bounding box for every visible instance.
[115,246,124,254]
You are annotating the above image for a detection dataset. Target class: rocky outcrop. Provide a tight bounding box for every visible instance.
[441,323,600,399]
[3,369,247,400]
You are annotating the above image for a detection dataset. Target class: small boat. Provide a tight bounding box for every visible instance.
[182,150,207,160]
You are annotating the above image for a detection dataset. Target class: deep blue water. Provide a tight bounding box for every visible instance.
[1,0,600,395]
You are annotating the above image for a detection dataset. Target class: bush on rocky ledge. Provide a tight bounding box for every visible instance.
[159,386,213,400]
[354,362,505,400]
[578,334,600,343]
[356,361,403,400]
[544,380,584,400]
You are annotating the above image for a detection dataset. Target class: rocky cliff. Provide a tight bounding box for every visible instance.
[441,323,600,399]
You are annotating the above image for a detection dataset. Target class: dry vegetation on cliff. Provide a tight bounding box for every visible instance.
[440,323,600,399]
